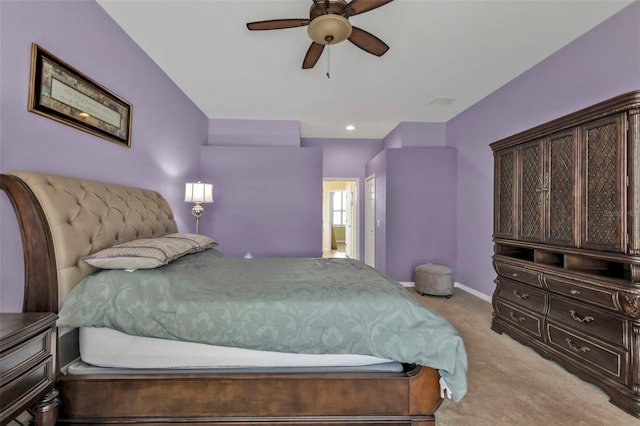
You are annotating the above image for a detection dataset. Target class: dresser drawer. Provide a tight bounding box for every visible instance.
[0,330,51,386]
[494,262,542,288]
[0,312,57,425]
[544,275,617,310]
[496,278,546,314]
[0,358,54,421]
[547,296,625,346]
[495,300,543,338]
[546,322,627,384]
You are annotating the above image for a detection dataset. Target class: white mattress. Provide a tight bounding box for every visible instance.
[79,327,402,370]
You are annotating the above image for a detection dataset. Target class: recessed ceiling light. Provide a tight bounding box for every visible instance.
[346,124,355,131]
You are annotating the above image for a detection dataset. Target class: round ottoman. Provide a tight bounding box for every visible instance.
[414,263,454,298]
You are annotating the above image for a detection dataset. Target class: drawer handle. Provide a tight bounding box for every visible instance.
[509,312,526,323]
[565,338,590,353]
[511,273,520,278]
[569,310,594,324]
[570,289,580,295]
[513,290,529,299]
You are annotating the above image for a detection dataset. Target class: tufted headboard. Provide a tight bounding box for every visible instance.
[1,171,178,313]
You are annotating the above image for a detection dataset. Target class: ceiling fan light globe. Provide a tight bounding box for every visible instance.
[307,14,352,45]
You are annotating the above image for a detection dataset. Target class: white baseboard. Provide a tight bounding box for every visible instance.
[454,282,492,302]
[401,281,492,303]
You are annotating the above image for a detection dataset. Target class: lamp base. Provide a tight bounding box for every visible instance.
[192,203,204,234]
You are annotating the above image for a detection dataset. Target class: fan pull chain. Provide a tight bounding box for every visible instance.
[326,44,330,79]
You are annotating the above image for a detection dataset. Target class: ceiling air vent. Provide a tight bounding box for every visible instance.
[429,98,456,107]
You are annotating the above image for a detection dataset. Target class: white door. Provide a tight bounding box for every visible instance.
[364,175,375,267]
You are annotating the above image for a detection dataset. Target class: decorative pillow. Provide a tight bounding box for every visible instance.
[161,233,217,251]
[82,233,216,270]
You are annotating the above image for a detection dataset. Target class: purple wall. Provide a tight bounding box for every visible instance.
[366,122,455,282]
[198,146,323,258]
[366,150,388,273]
[448,1,640,297]
[366,148,457,281]
[209,119,300,147]
[387,148,457,281]
[384,123,447,148]
[0,0,207,312]
[301,138,384,260]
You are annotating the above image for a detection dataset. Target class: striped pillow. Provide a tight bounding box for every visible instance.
[82,233,216,270]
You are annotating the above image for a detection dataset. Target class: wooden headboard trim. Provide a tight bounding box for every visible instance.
[1,174,58,312]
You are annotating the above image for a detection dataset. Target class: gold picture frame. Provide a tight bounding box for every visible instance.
[28,43,132,147]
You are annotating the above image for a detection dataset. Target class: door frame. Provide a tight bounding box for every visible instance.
[322,179,359,259]
[364,174,376,267]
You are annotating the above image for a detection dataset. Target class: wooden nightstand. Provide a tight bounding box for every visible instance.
[0,313,58,426]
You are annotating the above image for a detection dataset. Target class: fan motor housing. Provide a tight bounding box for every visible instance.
[310,0,348,20]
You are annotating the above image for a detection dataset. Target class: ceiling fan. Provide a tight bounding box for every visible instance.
[246,0,394,69]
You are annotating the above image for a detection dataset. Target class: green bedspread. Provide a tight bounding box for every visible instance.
[58,248,468,401]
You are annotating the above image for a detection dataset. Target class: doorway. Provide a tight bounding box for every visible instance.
[322,179,358,259]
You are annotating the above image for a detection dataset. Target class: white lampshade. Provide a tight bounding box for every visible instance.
[184,181,213,204]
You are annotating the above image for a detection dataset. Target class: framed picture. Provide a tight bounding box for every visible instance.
[28,43,132,147]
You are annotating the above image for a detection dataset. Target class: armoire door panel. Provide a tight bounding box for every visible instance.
[627,107,640,255]
[494,149,516,239]
[546,129,579,247]
[581,114,627,253]
[518,140,545,242]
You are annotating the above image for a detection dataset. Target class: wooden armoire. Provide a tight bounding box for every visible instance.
[490,91,640,417]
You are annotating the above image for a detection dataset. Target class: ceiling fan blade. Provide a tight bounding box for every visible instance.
[246,19,310,31]
[302,42,325,69]
[344,0,394,17]
[348,26,389,56]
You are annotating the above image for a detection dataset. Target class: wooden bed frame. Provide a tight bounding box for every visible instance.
[1,171,444,425]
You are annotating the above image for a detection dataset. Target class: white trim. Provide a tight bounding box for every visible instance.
[364,174,375,267]
[400,281,414,287]
[454,282,492,302]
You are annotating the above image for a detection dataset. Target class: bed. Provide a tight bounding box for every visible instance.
[1,170,467,425]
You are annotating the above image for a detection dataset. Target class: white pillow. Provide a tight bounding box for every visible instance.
[82,233,216,269]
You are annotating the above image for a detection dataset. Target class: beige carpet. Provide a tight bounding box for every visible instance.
[410,288,639,426]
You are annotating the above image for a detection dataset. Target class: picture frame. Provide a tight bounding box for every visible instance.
[28,43,132,147]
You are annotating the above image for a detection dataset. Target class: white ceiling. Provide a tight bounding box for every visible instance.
[96,0,634,139]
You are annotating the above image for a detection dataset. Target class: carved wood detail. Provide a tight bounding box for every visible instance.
[619,292,640,319]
